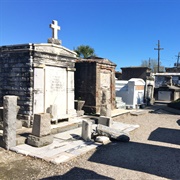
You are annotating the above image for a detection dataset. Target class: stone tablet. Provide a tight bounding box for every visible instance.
[32,113,51,137]
[81,120,92,141]
[98,116,112,127]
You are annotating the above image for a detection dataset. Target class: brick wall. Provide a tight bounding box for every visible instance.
[0,44,33,122]
[75,60,116,114]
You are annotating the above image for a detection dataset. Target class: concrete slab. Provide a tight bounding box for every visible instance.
[49,152,75,164]
[54,127,82,140]
[9,120,139,164]
[10,136,100,164]
[111,121,139,133]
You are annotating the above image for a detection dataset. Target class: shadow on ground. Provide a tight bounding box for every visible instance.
[88,141,180,179]
[177,119,180,126]
[148,127,180,145]
[40,167,114,180]
[145,102,180,115]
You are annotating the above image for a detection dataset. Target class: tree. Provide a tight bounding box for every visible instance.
[74,45,96,58]
[141,59,165,73]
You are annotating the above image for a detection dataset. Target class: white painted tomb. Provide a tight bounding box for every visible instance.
[116,78,145,108]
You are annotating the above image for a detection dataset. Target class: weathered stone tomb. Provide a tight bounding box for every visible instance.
[0,20,77,126]
[75,56,116,114]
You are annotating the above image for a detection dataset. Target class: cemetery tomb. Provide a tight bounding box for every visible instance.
[75,56,116,114]
[0,20,77,127]
[116,78,145,108]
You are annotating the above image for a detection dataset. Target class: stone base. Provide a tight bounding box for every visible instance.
[98,116,112,127]
[48,38,61,45]
[77,110,84,117]
[27,134,53,147]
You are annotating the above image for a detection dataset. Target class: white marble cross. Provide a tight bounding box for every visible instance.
[49,20,60,39]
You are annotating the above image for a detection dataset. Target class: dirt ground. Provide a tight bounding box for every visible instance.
[0,105,180,180]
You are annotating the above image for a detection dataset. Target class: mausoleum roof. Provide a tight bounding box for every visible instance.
[0,43,77,58]
[129,78,145,85]
[76,56,116,66]
[121,66,151,70]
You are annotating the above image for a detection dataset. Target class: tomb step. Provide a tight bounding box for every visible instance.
[15,121,83,146]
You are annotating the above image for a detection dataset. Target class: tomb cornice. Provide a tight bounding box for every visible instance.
[0,43,33,53]
[33,50,76,61]
[76,59,116,67]
[33,62,75,68]
[32,43,77,57]
[0,43,77,58]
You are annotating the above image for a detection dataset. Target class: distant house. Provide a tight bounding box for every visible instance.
[121,67,151,81]
[165,67,180,73]
[153,73,180,101]
[153,73,180,88]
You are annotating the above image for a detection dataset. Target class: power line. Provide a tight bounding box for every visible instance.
[154,40,164,73]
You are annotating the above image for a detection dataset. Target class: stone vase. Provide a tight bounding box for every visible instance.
[75,100,85,111]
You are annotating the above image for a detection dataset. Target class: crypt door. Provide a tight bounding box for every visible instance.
[33,66,67,118]
[45,66,67,118]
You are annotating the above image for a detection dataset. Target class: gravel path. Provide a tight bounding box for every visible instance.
[0,107,180,180]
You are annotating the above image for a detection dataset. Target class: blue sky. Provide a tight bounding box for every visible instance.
[0,0,180,71]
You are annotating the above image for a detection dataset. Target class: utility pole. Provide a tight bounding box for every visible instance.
[175,52,180,68]
[154,40,164,73]
[148,57,151,68]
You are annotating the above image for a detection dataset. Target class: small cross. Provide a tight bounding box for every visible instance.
[49,20,60,39]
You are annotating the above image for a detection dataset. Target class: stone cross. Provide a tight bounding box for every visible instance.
[49,20,60,39]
